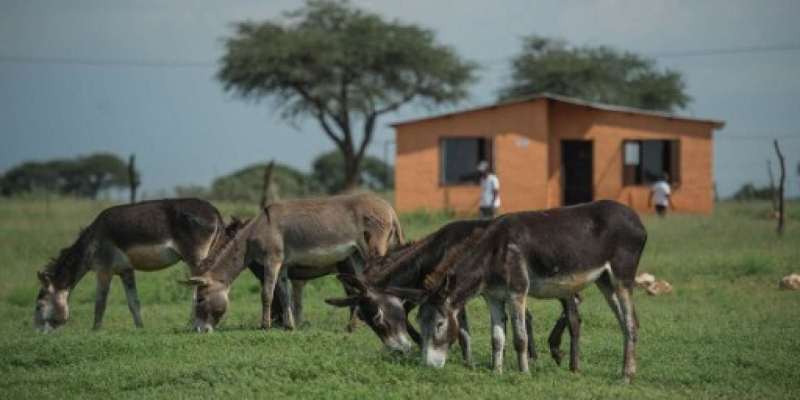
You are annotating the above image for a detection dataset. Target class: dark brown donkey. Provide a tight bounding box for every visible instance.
[33,198,265,332]
[186,192,404,332]
[326,219,581,366]
[416,200,646,383]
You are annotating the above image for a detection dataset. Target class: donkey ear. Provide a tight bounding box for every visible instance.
[324,296,359,308]
[37,271,52,287]
[337,274,367,293]
[179,277,210,287]
[382,287,427,303]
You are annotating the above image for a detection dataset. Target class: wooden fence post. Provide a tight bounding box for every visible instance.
[128,154,140,204]
[773,140,785,236]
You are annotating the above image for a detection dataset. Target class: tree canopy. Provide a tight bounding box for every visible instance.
[218,0,475,188]
[498,36,691,112]
[311,150,392,194]
[0,153,132,198]
[209,162,312,202]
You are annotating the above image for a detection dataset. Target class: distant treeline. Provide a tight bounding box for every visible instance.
[0,153,135,199]
[0,150,392,201]
[177,150,393,202]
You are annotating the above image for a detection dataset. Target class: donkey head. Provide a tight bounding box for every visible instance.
[417,278,459,368]
[33,271,69,332]
[325,274,422,353]
[184,276,230,333]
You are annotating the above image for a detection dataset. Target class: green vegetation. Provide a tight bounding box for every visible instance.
[498,35,690,112]
[1,198,798,399]
[217,0,476,189]
[0,153,135,199]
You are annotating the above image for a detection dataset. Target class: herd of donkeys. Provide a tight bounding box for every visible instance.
[33,192,647,382]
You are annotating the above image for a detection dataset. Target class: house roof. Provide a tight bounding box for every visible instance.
[391,93,726,129]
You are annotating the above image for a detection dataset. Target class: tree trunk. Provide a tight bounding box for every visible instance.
[774,140,785,236]
[342,150,362,191]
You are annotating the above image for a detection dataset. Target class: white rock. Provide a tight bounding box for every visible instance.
[635,273,656,288]
[646,280,673,296]
[779,274,800,291]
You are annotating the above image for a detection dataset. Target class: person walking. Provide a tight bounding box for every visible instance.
[478,160,500,219]
[649,172,673,217]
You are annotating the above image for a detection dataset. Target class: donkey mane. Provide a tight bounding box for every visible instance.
[198,216,253,274]
[421,226,488,292]
[43,225,98,288]
[422,221,510,309]
[362,235,437,287]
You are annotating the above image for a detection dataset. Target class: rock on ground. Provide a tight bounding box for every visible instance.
[635,273,656,288]
[779,273,800,290]
[646,280,673,296]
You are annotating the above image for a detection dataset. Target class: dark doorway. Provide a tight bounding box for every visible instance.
[562,140,593,205]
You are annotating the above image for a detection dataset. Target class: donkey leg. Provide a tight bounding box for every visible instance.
[120,269,144,328]
[508,294,529,373]
[291,279,306,327]
[457,307,473,367]
[548,308,568,366]
[564,296,582,372]
[261,261,293,330]
[487,298,507,373]
[93,271,113,330]
[596,276,630,382]
[336,257,362,332]
[250,262,285,327]
[616,286,638,383]
[525,309,537,361]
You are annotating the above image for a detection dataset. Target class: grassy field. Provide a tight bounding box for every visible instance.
[1,198,798,399]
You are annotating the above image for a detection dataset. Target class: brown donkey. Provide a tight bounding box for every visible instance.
[33,198,264,332]
[186,192,404,332]
[416,200,646,383]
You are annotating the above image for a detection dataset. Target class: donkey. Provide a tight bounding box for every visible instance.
[415,200,646,383]
[186,192,404,332]
[326,218,581,367]
[33,198,266,332]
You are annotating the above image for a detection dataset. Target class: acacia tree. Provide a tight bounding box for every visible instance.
[499,36,691,112]
[218,0,475,189]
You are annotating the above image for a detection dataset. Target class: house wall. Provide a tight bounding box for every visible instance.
[547,101,716,214]
[394,100,549,214]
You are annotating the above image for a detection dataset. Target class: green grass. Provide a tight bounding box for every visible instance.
[1,198,798,399]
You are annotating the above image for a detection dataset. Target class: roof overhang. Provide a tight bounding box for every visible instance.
[391,93,725,129]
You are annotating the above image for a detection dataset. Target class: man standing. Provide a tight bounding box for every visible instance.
[649,172,672,217]
[478,160,500,219]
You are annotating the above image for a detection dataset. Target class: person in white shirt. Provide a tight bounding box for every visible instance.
[477,160,500,219]
[649,173,672,217]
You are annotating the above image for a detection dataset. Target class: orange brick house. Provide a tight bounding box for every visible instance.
[392,93,724,215]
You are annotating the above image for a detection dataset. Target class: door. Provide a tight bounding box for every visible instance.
[562,140,593,205]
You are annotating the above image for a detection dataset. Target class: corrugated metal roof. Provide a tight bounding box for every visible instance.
[391,93,726,128]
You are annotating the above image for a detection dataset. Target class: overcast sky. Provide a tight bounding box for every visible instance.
[2,0,799,198]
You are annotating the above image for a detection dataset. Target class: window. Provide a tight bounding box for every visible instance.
[623,140,680,185]
[440,137,493,185]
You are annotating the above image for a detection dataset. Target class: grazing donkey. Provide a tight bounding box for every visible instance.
[33,198,264,332]
[186,192,404,332]
[326,219,491,360]
[326,219,581,367]
[415,200,646,383]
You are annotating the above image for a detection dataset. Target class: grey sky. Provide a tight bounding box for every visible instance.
[2,0,799,198]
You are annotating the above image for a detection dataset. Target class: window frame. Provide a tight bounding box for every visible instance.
[622,139,681,187]
[439,136,494,187]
